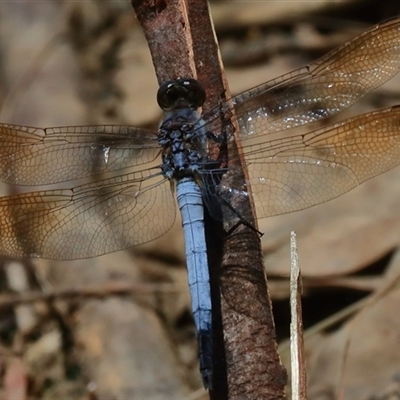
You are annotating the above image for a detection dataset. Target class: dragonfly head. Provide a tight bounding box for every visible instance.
[157,78,206,111]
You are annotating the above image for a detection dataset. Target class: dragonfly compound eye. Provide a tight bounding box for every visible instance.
[157,78,206,110]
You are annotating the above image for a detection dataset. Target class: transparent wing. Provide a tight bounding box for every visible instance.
[239,106,400,218]
[229,18,400,137]
[0,169,175,259]
[0,124,160,185]
[201,19,400,222]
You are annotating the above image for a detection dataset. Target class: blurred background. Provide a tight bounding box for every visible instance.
[1,1,400,399]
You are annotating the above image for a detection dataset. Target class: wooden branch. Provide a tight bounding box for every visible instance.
[131,1,286,397]
[0,281,178,309]
[290,232,307,400]
[132,0,196,82]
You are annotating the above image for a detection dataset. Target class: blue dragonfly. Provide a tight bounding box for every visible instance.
[1,18,400,388]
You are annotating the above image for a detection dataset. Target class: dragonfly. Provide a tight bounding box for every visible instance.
[1,18,400,389]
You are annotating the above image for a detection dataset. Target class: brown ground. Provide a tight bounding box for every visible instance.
[1,1,400,399]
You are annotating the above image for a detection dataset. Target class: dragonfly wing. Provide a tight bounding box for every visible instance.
[0,170,175,259]
[231,18,400,137]
[0,124,160,186]
[240,106,400,218]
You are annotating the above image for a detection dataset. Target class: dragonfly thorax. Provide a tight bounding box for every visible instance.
[159,108,207,180]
